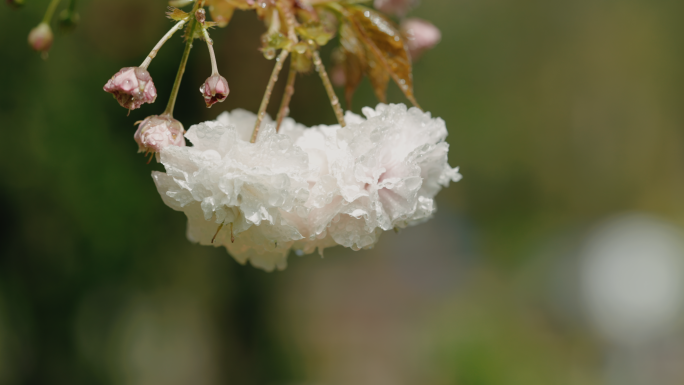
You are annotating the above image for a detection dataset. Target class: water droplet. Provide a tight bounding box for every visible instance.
[263,48,276,60]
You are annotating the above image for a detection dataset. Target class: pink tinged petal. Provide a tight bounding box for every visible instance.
[201,74,230,108]
[103,67,157,111]
[134,115,185,161]
[143,81,157,101]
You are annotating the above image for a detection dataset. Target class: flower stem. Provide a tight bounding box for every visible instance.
[312,49,346,127]
[42,0,61,24]
[202,27,219,75]
[276,0,298,43]
[276,61,296,132]
[163,17,197,117]
[250,49,290,143]
[140,18,189,70]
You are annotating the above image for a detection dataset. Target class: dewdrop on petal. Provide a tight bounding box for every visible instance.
[134,115,185,162]
[103,67,157,111]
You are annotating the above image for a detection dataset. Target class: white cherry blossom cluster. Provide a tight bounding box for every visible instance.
[153,104,461,271]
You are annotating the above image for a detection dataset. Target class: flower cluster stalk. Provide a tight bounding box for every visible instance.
[42,0,61,24]
[274,0,298,132]
[164,17,198,117]
[312,49,346,127]
[276,64,296,132]
[277,0,298,43]
[202,28,219,76]
[250,49,290,143]
[140,18,190,70]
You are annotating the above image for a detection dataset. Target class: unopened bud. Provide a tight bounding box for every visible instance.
[103,67,157,111]
[200,74,229,108]
[374,0,417,17]
[134,115,185,162]
[28,23,54,54]
[401,18,441,60]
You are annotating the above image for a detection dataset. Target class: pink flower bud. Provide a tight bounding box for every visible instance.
[28,23,53,53]
[200,74,229,108]
[103,67,157,111]
[134,115,185,162]
[374,0,417,17]
[401,18,441,60]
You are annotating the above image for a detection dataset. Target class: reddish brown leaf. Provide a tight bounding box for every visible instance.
[366,52,389,103]
[338,22,366,108]
[344,5,419,108]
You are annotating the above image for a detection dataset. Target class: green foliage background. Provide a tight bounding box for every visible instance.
[1,0,683,384]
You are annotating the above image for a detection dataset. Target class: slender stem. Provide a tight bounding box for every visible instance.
[140,18,189,70]
[273,0,298,133]
[276,0,298,43]
[250,49,290,143]
[312,49,346,127]
[163,17,197,117]
[276,61,296,132]
[267,8,281,35]
[202,28,219,75]
[42,0,61,24]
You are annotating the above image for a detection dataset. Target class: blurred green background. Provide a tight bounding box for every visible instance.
[2,0,684,384]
